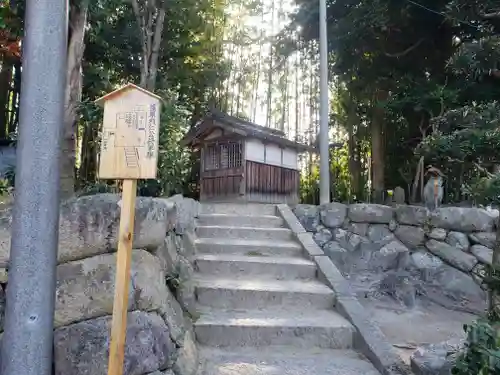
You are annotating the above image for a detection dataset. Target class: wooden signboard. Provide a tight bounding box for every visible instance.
[96,83,161,179]
[95,83,161,375]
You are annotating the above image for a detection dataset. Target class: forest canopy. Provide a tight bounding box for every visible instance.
[0,0,499,206]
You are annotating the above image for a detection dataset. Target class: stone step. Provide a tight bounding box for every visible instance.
[195,238,303,257]
[196,214,285,228]
[194,254,316,280]
[194,276,335,310]
[196,225,293,241]
[195,308,354,349]
[201,203,277,216]
[197,347,380,375]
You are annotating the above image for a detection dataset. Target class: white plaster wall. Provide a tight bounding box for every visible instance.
[245,138,299,170]
[265,143,282,166]
[245,139,265,163]
[282,148,298,169]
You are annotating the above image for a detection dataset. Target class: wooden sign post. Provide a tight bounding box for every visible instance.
[95,83,161,375]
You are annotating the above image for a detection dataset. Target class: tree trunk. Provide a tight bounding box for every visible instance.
[294,43,299,141]
[265,0,275,127]
[61,3,88,199]
[251,10,265,122]
[371,90,387,203]
[348,123,361,201]
[0,59,13,139]
[78,121,98,188]
[131,0,166,92]
[146,9,165,91]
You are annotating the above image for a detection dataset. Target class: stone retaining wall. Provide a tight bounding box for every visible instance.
[293,203,497,310]
[0,193,200,375]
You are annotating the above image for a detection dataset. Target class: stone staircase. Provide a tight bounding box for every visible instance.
[193,203,381,375]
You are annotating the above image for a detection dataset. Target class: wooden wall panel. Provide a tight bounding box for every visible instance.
[245,160,299,197]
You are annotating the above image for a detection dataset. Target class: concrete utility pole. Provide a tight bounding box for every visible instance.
[1,0,67,374]
[318,0,330,205]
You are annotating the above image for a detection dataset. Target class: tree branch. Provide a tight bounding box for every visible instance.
[445,157,495,178]
[480,10,500,19]
[385,38,424,58]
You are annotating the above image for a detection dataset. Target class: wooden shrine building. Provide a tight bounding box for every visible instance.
[182,109,312,203]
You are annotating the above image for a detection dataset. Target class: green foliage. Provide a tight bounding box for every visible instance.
[453,319,500,375]
[451,37,500,81]
[330,145,353,202]
[452,261,500,375]
[77,181,119,197]
[299,163,319,204]
[416,102,500,203]
[71,0,228,198]
[463,175,500,207]
[418,102,500,164]
[139,94,191,197]
[299,145,362,204]
[0,178,10,195]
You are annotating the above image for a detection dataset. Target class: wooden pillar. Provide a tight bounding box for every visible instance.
[239,140,246,196]
[200,146,205,201]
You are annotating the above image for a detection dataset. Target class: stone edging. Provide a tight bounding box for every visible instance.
[276,204,413,375]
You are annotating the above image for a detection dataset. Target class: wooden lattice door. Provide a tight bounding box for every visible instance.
[200,141,243,199]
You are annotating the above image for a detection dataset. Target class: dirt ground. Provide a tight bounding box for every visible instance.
[359,295,476,364]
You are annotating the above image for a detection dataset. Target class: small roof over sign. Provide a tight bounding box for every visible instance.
[94,83,163,107]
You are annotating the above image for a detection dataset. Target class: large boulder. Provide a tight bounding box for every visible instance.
[348,204,394,224]
[425,240,477,273]
[333,228,367,252]
[55,249,185,341]
[469,232,496,248]
[394,225,425,249]
[319,202,347,228]
[54,311,176,375]
[430,207,495,232]
[367,224,395,248]
[153,232,196,316]
[410,251,444,281]
[172,330,199,375]
[343,221,369,236]
[428,228,447,241]
[470,244,493,265]
[395,205,429,226]
[370,240,409,271]
[438,265,486,303]
[410,250,486,305]
[158,195,200,235]
[410,338,463,375]
[292,205,320,232]
[445,231,470,252]
[313,227,333,248]
[0,194,176,266]
[173,256,196,316]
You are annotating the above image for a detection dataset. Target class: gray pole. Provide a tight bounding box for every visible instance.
[318,0,330,205]
[1,0,67,373]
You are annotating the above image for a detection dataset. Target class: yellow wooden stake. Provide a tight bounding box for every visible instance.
[95,83,161,375]
[107,179,137,375]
